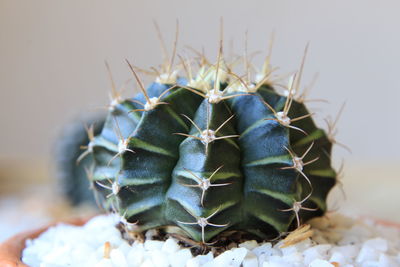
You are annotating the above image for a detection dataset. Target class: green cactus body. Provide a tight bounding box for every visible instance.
[55,114,105,206]
[85,57,337,243]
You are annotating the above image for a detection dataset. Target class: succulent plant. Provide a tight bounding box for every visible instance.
[80,36,337,244]
[55,114,105,206]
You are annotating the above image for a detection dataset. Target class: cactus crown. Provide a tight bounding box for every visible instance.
[81,30,337,245]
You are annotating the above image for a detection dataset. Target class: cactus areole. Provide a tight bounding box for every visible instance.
[82,43,337,244]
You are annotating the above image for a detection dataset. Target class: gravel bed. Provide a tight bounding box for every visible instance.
[22,214,400,267]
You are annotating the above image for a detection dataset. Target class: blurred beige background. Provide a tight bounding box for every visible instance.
[0,0,399,228]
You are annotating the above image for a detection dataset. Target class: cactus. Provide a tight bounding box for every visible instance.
[55,114,105,206]
[80,37,337,244]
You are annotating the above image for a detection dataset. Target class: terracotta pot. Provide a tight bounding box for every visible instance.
[0,218,89,267]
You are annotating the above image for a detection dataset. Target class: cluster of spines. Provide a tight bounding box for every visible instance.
[78,24,343,244]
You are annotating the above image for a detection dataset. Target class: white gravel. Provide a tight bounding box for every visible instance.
[22,214,400,267]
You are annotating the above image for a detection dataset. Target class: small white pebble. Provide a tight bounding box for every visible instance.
[195,251,214,265]
[378,253,400,267]
[186,258,201,267]
[203,250,233,267]
[126,245,144,266]
[283,252,303,264]
[309,259,335,267]
[161,238,180,253]
[186,254,214,267]
[280,244,297,256]
[242,251,258,267]
[203,248,247,267]
[364,238,389,252]
[263,256,292,267]
[145,229,158,239]
[140,259,155,267]
[94,258,113,267]
[110,248,129,267]
[331,244,359,259]
[357,244,380,262]
[303,244,331,265]
[252,243,274,257]
[118,241,132,255]
[150,250,169,267]
[329,251,347,265]
[169,248,192,267]
[230,247,248,266]
[293,238,313,251]
[239,240,259,250]
[144,240,164,251]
